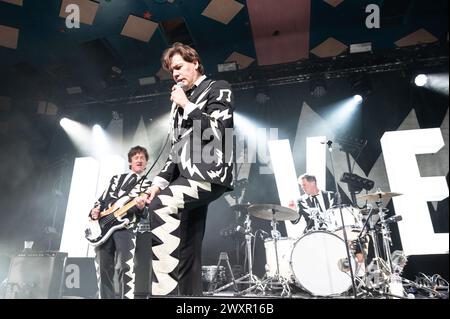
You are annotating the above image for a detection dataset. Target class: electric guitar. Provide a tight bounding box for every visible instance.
[84,195,144,247]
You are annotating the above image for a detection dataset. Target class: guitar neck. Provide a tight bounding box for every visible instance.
[99,193,146,219]
[113,199,138,218]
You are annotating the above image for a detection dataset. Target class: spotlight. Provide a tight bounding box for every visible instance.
[93,124,102,131]
[350,75,372,101]
[353,95,363,103]
[415,74,428,87]
[60,117,70,127]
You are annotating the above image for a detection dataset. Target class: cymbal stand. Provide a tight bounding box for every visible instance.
[226,214,263,295]
[236,211,291,297]
[361,196,406,298]
[375,197,408,298]
[270,210,281,279]
[364,209,390,292]
[244,214,257,285]
[375,199,394,273]
[208,213,261,295]
[268,210,291,297]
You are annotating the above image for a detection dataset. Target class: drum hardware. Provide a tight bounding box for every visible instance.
[204,252,238,295]
[356,190,406,298]
[210,211,263,296]
[306,207,328,231]
[234,205,299,297]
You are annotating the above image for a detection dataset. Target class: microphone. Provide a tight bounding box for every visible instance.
[170,82,185,111]
[169,82,186,132]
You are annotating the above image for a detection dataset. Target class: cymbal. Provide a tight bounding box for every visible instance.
[357,191,403,202]
[248,204,299,221]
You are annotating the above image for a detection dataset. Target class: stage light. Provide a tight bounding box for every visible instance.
[350,75,372,101]
[353,95,363,103]
[350,42,372,54]
[60,117,70,127]
[415,74,428,87]
[218,61,238,73]
[310,78,327,98]
[139,76,156,86]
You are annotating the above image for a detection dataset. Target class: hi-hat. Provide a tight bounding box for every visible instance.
[357,191,402,202]
[248,204,299,221]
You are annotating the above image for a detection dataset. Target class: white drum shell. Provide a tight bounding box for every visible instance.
[290,231,356,296]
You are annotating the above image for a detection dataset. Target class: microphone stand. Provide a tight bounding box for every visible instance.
[327,141,358,298]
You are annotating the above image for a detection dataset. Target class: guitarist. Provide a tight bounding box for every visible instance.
[89,145,151,299]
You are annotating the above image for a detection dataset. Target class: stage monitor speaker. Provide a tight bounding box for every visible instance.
[63,257,98,299]
[4,251,67,299]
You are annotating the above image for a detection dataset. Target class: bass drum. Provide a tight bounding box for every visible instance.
[290,231,356,296]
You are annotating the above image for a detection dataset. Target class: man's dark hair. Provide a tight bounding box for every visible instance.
[161,42,205,75]
[299,173,317,183]
[128,145,149,163]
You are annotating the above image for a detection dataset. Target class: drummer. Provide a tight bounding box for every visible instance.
[288,173,366,276]
[288,173,334,231]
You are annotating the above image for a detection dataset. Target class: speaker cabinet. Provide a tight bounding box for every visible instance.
[5,251,67,299]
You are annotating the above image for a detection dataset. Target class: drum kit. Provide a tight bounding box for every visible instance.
[209,189,406,298]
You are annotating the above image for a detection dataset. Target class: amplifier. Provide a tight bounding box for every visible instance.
[5,251,67,299]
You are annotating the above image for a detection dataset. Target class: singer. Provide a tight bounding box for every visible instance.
[144,42,234,296]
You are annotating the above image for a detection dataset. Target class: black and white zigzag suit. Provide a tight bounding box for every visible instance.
[149,77,234,296]
[91,172,151,299]
[293,190,335,231]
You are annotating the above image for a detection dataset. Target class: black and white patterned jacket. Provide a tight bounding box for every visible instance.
[91,172,152,227]
[292,190,335,228]
[154,77,234,190]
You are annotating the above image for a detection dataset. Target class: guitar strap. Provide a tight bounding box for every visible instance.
[119,174,146,198]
